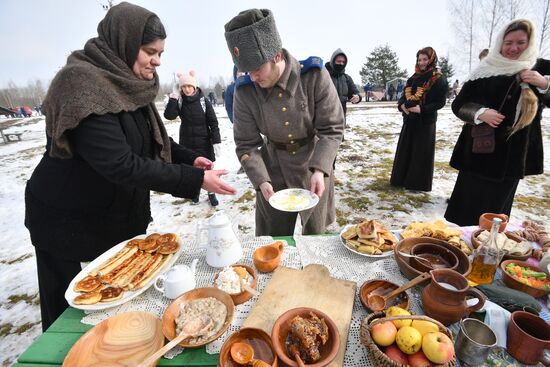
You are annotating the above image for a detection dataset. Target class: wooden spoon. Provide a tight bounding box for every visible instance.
[137,315,212,367]
[294,353,306,367]
[397,251,435,269]
[230,342,271,367]
[367,272,431,311]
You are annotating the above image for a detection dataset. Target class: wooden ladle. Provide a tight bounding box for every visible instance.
[367,272,431,312]
[230,342,271,367]
[397,251,435,269]
[137,315,212,367]
[294,353,306,367]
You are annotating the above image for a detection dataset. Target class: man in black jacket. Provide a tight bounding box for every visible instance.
[325,48,361,119]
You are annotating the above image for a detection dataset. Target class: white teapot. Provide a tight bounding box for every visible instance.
[197,211,243,268]
[154,259,198,299]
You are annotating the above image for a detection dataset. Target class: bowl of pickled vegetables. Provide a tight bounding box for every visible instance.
[500,260,550,298]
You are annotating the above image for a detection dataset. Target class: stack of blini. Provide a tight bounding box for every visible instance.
[73,233,180,305]
[341,219,398,255]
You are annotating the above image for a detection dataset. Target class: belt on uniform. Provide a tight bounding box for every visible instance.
[270,137,312,153]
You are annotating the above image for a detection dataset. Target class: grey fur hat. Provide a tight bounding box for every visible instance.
[224,9,282,72]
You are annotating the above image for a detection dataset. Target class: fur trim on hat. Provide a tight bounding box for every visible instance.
[177,70,197,88]
[224,9,282,72]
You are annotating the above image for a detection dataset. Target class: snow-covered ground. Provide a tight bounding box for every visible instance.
[0,103,548,366]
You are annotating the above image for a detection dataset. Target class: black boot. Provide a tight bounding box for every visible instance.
[191,196,199,205]
[208,193,219,206]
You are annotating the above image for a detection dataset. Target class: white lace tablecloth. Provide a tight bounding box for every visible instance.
[81,235,302,359]
[295,235,424,367]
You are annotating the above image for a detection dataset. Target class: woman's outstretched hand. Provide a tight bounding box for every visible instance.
[202,170,236,195]
[479,109,505,128]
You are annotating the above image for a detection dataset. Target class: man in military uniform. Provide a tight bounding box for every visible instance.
[224,9,345,236]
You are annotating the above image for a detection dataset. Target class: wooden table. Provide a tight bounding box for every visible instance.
[15,236,296,367]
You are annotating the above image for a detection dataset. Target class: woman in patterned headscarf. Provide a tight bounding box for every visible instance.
[390,47,448,192]
[445,19,549,226]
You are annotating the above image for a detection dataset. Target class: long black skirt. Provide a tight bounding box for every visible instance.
[390,120,436,191]
[444,170,519,226]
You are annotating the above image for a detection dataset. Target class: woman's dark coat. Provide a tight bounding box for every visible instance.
[25,108,203,261]
[164,88,221,161]
[449,59,548,181]
[390,75,448,191]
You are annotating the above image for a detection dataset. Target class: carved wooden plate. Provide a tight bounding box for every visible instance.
[62,311,163,367]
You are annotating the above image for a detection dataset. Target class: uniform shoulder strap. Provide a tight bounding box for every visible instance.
[235,74,253,89]
[299,56,323,75]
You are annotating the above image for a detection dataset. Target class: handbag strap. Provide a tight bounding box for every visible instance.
[497,76,519,112]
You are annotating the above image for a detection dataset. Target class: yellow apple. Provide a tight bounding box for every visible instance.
[408,350,431,367]
[396,326,422,354]
[386,306,412,329]
[371,321,398,346]
[422,331,455,364]
[384,344,409,365]
[411,319,439,336]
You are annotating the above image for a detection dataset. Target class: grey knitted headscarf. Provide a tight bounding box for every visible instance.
[42,2,172,162]
[224,9,282,72]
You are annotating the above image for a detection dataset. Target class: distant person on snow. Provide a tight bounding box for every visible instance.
[325,48,361,119]
[208,91,217,106]
[164,70,222,206]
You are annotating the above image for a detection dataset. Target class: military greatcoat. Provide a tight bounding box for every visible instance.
[233,49,345,236]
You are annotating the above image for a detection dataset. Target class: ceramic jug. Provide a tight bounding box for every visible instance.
[154,259,198,299]
[421,268,486,326]
[197,211,243,268]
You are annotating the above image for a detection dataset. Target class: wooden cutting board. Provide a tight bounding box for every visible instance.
[243,264,356,367]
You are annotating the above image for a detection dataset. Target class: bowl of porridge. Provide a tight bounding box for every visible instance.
[214,264,257,305]
[162,287,234,347]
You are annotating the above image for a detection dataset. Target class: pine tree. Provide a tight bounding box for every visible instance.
[439,56,455,83]
[359,45,408,88]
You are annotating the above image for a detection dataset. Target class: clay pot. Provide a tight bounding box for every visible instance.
[421,269,486,326]
[478,213,508,232]
[253,241,284,273]
[410,243,459,273]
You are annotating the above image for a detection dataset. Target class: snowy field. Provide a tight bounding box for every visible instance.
[0,102,548,366]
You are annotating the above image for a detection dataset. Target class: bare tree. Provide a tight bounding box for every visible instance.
[534,0,550,57]
[450,0,478,72]
[482,0,507,48]
[508,0,524,19]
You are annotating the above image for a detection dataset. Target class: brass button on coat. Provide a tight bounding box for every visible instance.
[281,107,287,112]
[284,121,289,126]
[288,134,293,139]
[278,92,283,98]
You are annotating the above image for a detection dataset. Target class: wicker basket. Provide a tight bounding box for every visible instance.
[360,313,456,367]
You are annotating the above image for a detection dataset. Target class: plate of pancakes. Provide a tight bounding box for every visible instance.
[339,219,398,257]
[65,232,183,310]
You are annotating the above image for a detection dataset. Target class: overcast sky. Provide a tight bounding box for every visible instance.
[0,0,455,89]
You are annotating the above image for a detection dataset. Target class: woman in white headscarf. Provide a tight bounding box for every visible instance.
[445,19,549,226]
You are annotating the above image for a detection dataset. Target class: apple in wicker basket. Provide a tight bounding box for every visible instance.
[371,321,397,347]
[422,331,455,364]
[408,350,431,367]
[384,344,408,365]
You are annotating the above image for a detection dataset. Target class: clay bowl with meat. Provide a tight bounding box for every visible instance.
[394,237,471,284]
[271,307,340,367]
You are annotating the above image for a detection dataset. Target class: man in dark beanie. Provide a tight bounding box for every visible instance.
[224,9,345,236]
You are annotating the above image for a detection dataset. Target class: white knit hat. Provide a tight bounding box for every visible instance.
[176,70,197,88]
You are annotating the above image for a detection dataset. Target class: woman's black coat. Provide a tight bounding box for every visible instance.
[164,88,221,161]
[450,59,549,181]
[25,108,204,261]
[390,75,448,191]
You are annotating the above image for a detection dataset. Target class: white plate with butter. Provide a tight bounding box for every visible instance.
[269,188,319,212]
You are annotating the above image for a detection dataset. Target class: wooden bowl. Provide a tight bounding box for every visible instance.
[214,264,257,305]
[471,229,532,261]
[394,237,471,284]
[359,279,410,312]
[271,307,340,367]
[410,243,459,273]
[219,327,279,367]
[253,241,285,273]
[63,311,163,367]
[162,287,234,348]
[479,213,508,232]
[500,260,550,298]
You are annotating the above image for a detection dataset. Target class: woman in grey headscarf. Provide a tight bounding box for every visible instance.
[25,2,235,330]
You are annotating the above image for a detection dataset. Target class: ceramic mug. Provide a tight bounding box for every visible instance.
[507,311,550,365]
[455,318,497,366]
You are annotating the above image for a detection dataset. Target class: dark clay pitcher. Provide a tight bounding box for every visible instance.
[421,269,486,326]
